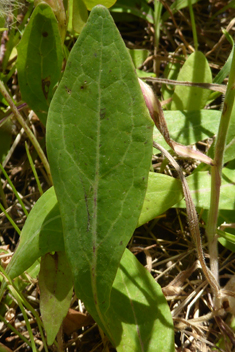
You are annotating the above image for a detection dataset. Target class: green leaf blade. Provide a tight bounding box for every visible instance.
[68,0,88,33]
[175,168,235,210]
[17,3,63,125]
[39,252,73,345]
[47,4,153,331]
[138,173,183,227]
[170,51,212,111]
[106,249,174,351]
[110,0,154,24]
[153,110,221,150]
[83,0,117,10]
[6,187,64,280]
[161,0,202,21]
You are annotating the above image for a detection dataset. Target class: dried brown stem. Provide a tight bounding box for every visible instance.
[142,77,226,93]
[153,141,220,294]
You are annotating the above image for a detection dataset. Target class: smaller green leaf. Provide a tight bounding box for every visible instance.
[162,60,182,102]
[0,343,13,352]
[176,169,235,210]
[83,0,117,10]
[224,99,235,163]
[213,40,234,84]
[105,249,174,352]
[110,0,154,23]
[207,29,234,104]
[224,138,235,164]
[170,51,212,111]
[39,252,73,345]
[6,187,64,280]
[17,3,63,125]
[211,0,235,20]
[25,260,41,279]
[128,49,149,69]
[34,0,67,42]
[217,210,235,227]
[161,0,201,21]
[136,69,155,78]
[68,0,88,34]
[153,110,220,150]
[207,32,233,104]
[217,229,235,252]
[218,229,235,244]
[138,173,183,227]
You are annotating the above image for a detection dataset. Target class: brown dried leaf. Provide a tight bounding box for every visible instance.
[63,308,94,335]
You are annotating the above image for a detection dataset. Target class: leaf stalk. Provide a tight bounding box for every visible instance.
[206,45,235,286]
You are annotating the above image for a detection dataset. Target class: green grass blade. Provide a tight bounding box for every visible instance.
[25,143,43,196]
[0,163,29,217]
[0,203,21,235]
[188,0,198,50]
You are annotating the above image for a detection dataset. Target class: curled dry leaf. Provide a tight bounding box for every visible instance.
[0,245,11,269]
[139,78,214,166]
[219,276,235,315]
[63,309,94,335]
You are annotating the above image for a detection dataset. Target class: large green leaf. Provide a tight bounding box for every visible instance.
[153,109,220,150]
[105,249,174,351]
[170,51,212,111]
[17,3,63,125]
[39,252,73,345]
[6,187,64,279]
[46,4,153,332]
